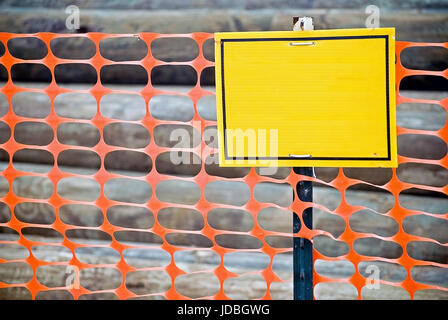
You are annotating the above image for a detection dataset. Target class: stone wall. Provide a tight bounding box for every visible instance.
[0,2,447,86]
[1,0,448,10]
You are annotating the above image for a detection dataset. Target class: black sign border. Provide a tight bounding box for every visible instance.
[220,35,391,161]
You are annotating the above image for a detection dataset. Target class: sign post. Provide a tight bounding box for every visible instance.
[292,16,314,301]
[293,167,313,300]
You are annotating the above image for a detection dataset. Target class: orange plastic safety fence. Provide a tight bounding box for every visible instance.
[0,32,446,300]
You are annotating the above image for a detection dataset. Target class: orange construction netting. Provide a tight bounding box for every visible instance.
[0,32,446,300]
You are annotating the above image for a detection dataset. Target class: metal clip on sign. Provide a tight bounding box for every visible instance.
[289,154,312,158]
[289,41,316,46]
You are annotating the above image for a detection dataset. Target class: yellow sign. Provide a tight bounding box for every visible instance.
[214,28,397,167]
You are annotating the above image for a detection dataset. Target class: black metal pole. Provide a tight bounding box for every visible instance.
[291,16,314,301]
[293,167,313,300]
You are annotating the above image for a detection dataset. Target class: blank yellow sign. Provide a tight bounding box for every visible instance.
[214,28,397,167]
